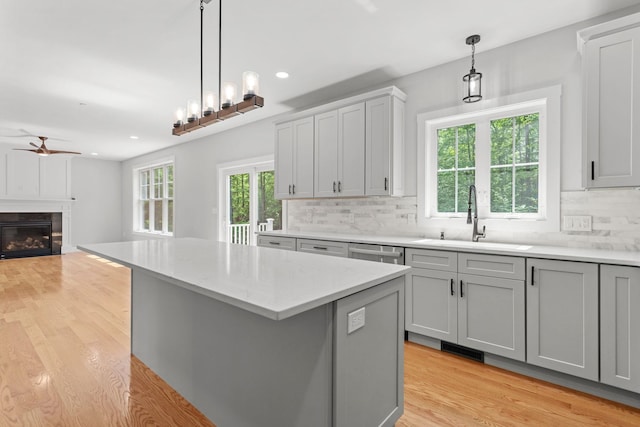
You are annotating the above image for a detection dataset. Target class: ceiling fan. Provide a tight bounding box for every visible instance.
[13,136,81,156]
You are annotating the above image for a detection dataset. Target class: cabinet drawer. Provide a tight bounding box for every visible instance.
[405,248,457,272]
[257,235,296,251]
[297,238,348,258]
[458,253,525,280]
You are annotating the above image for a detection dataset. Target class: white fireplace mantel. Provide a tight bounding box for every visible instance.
[0,198,74,253]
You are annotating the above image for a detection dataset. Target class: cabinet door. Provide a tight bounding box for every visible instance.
[292,117,314,198]
[526,259,599,380]
[7,151,39,197]
[458,274,525,361]
[365,96,391,195]
[584,26,640,187]
[337,103,365,197]
[600,265,640,392]
[314,110,339,198]
[274,122,294,199]
[405,268,457,342]
[40,157,70,199]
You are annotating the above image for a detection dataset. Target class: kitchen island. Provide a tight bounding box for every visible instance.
[79,238,410,427]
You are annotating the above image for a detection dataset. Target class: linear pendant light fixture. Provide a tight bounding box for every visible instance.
[462,34,482,103]
[172,0,264,136]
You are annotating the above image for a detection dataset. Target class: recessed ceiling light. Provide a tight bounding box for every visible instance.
[130,135,139,139]
[90,152,99,156]
[276,71,289,79]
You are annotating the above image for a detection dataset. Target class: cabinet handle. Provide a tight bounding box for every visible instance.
[312,246,328,250]
[338,181,342,192]
[460,280,464,298]
[292,184,295,194]
[450,278,454,296]
[333,181,336,192]
[269,241,281,246]
[530,265,535,286]
[288,184,292,195]
[591,161,595,181]
[384,177,388,191]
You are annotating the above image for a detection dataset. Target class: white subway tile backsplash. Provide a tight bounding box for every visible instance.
[286,189,640,251]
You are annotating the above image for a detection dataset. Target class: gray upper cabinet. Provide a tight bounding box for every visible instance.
[365,94,405,196]
[581,18,640,188]
[600,265,640,393]
[274,86,405,200]
[314,103,365,198]
[526,259,599,381]
[274,117,314,199]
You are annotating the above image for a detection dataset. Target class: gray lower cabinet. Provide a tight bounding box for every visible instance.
[406,248,526,361]
[297,238,349,257]
[600,265,640,392]
[257,235,296,251]
[526,259,599,381]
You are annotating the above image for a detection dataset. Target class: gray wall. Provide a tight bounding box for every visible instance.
[121,120,274,241]
[71,157,122,245]
[119,7,640,248]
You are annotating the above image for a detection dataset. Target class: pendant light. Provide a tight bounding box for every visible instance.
[462,34,482,103]
[173,0,264,136]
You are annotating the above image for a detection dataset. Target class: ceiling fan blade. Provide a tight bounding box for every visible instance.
[12,148,39,153]
[30,142,40,148]
[47,150,82,155]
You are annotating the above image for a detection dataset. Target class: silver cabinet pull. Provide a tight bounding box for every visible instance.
[333,181,336,192]
[450,278,454,296]
[288,185,292,194]
[338,181,342,192]
[460,280,464,298]
[384,177,388,191]
[530,265,535,286]
[292,184,295,194]
[269,241,281,246]
[312,246,328,250]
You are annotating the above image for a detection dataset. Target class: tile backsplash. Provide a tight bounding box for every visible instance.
[286,189,640,251]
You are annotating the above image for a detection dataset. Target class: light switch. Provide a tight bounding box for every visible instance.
[347,307,365,334]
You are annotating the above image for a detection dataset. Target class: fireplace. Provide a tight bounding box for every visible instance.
[0,213,62,259]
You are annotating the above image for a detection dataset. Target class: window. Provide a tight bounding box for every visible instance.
[418,86,560,232]
[218,157,284,245]
[135,161,174,235]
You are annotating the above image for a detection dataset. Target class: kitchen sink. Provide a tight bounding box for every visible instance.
[411,239,533,251]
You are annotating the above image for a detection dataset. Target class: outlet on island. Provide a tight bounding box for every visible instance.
[347,307,366,334]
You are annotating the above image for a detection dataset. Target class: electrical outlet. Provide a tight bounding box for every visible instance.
[347,307,365,334]
[563,215,592,232]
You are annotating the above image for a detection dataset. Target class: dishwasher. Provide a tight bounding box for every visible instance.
[348,242,405,265]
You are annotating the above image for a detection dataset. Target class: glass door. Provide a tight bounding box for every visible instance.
[221,160,283,245]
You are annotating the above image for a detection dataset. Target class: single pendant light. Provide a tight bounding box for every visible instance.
[462,34,482,103]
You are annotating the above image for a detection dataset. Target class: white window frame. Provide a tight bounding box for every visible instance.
[133,158,174,236]
[417,86,561,233]
[217,155,286,245]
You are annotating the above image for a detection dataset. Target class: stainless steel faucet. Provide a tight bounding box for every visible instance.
[467,185,486,242]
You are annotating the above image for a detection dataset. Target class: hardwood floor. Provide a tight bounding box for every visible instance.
[1,252,639,426]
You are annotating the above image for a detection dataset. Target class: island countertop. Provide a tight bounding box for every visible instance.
[79,237,410,321]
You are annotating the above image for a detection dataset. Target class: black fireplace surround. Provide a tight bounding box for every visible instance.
[0,213,62,259]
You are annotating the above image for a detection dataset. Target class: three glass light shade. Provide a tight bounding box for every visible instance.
[174,71,260,127]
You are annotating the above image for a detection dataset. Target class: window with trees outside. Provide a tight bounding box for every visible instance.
[419,86,560,233]
[137,162,174,235]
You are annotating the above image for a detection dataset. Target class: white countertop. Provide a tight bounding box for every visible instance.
[259,230,640,267]
[78,238,410,321]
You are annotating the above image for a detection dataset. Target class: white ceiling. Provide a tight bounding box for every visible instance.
[1,0,639,161]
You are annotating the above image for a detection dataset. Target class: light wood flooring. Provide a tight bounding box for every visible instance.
[1,252,639,426]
